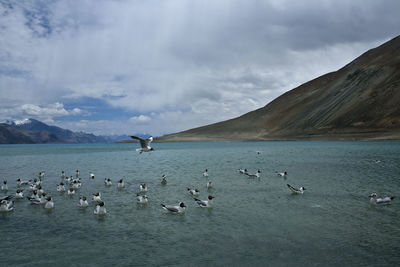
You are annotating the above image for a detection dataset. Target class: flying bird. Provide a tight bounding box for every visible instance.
[130,136,154,153]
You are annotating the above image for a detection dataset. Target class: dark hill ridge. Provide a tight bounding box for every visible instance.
[158,35,400,141]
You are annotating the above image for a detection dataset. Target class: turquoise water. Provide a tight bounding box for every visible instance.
[0,142,399,266]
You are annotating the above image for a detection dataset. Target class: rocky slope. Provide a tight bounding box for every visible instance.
[158,35,400,141]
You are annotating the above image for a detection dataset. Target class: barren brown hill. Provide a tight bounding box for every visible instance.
[158,36,400,142]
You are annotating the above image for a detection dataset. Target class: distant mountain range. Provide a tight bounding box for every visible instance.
[0,119,131,144]
[158,35,400,141]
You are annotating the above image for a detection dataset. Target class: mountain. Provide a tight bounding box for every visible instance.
[157,36,400,142]
[0,119,109,144]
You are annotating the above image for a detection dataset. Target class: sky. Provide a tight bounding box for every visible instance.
[1,0,399,136]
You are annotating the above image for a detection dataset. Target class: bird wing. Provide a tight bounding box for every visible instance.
[162,204,180,212]
[287,184,298,193]
[130,136,147,148]
[194,198,207,206]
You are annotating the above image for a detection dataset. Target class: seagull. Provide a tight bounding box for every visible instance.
[44,197,54,209]
[71,180,81,189]
[246,170,261,178]
[238,169,248,175]
[1,180,8,191]
[57,182,66,192]
[61,171,66,179]
[75,169,80,178]
[203,169,209,177]
[68,188,75,196]
[139,184,148,192]
[130,136,154,153]
[90,173,95,179]
[161,175,167,185]
[104,178,112,186]
[187,188,199,196]
[161,202,186,213]
[369,193,394,205]
[28,190,40,201]
[137,194,148,204]
[78,196,89,208]
[206,181,212,189]
[0,200,14,212]
[92,192,102,203]
[287,184,306,194]
[28,192,46,205]
[39,172,45,179]
[194,195,215,208]
[277,171,288,177]
[15,189,24,199]
[94,201,107,215]
[117,179,125,188]
[16,178,30,187]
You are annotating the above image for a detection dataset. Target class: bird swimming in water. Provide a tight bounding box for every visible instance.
[203,169,209,177]
[68,188,75,196]
[287,184,306,194]
[75,169,80,178]
[194,195,215,208]
[117,179,125,188]
[0,200,14,212]
[57,182,66,192]
[61,171,66,179]
[16,178,30,187]
[246,170,261,178]
[92,192,102,203]
[90,173,95,179]
[2,180,8,191]
[277,171,288,177]
[187,188,199,196]
[78,196,89,208]
[206,181,212,189]
[161,175,167,185]
[139,184,148,192]
[161,202,186,213]
[104,178,112,186]
[15,189,24,199]
[94,201,107,215]
[369,193,394,205]
[130,136,154,153]
[44,197,54,209]
[137,194,148,204]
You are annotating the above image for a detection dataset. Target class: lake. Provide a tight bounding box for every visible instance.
[0,142,399,266]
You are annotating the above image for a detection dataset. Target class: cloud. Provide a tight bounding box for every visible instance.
[1,0,400,135]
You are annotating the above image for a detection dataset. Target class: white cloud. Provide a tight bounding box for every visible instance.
[129,115,151,123]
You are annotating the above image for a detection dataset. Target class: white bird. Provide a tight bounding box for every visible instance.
[28,190,40,201]
[140,184,148,192]
[130,136,154,153]
[78,196,89,208]
[90,173,95,179]
[277,171,288,177]
[39,172,45,179]
[369,193,394,205]
[137,194,148,204]
[94,202,107,215]
[71,180,81,189]
[2,180,8,191]
[206,181,212,189]
[28,192,47,205]
[194,195,215,208]
[44,197,54,209]
[238,168,247,174]
[161,175,167,185]
[15,189,24,199]
[68,188,75,196]
[57,182,66,192]
[92,192,102,203]
[287,184,306,194]
[104,178,112,186]
[61,171,66,179]
[0,200,14,212]
[246,170,261,178]
[117,179,125,188]
[75,169,80,178]
[161,202,186,213]
[16,178,30,186]
[203,169,209,177]
[187,188,199,196]
[29,183,37,191]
